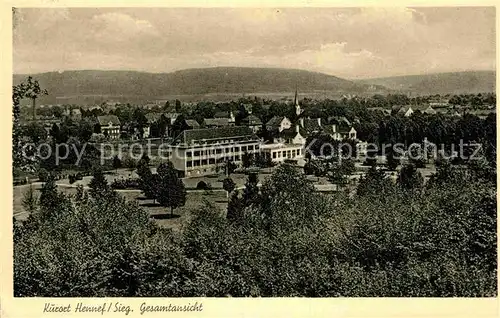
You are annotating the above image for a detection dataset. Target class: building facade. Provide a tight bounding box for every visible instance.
[260,143,305,164]
[168,126,261,177]
[97,115,121,139]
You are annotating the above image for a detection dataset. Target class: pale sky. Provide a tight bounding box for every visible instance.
[13,7,496,79]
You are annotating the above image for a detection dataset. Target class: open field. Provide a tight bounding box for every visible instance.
[13,163,437,232]
[13,184,228,232]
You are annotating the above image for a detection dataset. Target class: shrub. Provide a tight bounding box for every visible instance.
[110,178,141,190]
[38,168,49,182]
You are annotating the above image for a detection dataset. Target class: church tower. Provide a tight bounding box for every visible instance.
[294,87,302,116]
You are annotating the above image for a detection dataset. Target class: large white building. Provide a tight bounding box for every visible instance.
[167,126,261,177]
[260,142,305,165]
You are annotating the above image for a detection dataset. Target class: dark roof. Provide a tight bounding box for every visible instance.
[280,126,307,139]
[97,115,121,126]
[266,116,286,127]
[397,105,412,114]
[302,118,322,133]
[367,107,391,113]
[338,126,355,134]
[145,112,179,123]
[243,114,262,126]
[185,119,200,128]
[214,111,230,118]
[413,105,436,113]
[242,103,253,112]
[328,116,351,127]
[203,118,230,127]
[177,126,256,145]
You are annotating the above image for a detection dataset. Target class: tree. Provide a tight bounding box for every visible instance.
[157,162,186,217]
[138,153,150,167]
[13,77,48,175]
[329,158,356,187]
[242,172,259,206]
[223,159,237,177]
[409,144,427,168]
[23,76,48,121]
[78,118,94,143]
[222,177,236,199]
[136,159,157,203]
[23,122,47,143]
[397,164,424,191]
[226,190,244,221]
[39,174,59,211]
[22,185,38,214]
[386,148,400,171]
[357,165,394,196]
[241,151,253,168]
[113,155,122,173]
[175,99,182,112]
[88,168,110,198]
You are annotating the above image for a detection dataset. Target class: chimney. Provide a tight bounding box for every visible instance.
[299,118,304,127]
[332,124,336,133]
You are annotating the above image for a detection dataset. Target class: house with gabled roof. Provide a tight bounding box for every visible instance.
[144,112,180,138]
[299,118,323,135]
[214,111,236,124]
[241,114,263,133]
[203,118,232,128]
[266,116,292,132]
[326,116,357,141]
[97,115,121,139]
[185,119,200,129]
[412,105,436,115]
[275,125,307,145]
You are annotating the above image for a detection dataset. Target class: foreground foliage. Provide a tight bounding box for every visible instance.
[14,163,496,297]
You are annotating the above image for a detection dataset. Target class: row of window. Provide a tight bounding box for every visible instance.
[272,148,302,159]
[186,155,242,168]
[186,144,259,157]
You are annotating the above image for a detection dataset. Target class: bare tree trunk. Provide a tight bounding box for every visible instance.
[170,206,174,217]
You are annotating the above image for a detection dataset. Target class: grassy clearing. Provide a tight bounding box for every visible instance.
[13,184,228,232]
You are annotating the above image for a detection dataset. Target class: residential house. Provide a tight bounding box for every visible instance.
[435,108,461,117]
[266,116,292,132]
[63,108,82,121]
[185,119,200,129]
[97,115,121,139]
[275,124,307,145]
[144,113,175,138]
[168,126,261,177]
[241,114,263,133]
[299,118,323,135]
[214,111,236,124]
[392,105,436,117]
[367,107,391,115]
[327,116,356,140]
[413,105,437,115]
[241,103,253,114]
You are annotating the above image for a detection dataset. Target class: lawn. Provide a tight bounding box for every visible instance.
[13,183,229,233]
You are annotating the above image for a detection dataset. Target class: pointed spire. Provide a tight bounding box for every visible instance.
[294,85,298,106]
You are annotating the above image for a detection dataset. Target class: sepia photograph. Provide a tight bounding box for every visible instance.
[11,6,496,300]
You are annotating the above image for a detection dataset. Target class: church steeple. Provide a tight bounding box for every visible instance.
[294,86,302,116]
